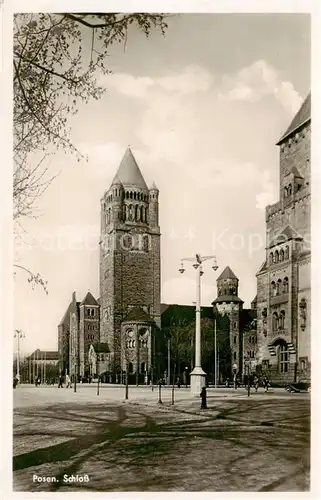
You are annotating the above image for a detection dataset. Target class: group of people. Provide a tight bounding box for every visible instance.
[226,374,270,392]
[58,373,72,388]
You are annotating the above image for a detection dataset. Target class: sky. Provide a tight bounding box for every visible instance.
[13,13,311,354]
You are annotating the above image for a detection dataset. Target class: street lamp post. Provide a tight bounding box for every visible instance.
[14,330,25,383]
[179,254,218,395]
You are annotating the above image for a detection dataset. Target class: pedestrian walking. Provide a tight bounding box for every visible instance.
[263,376,269,392]
[177,377,181,388]
[254,375,259,392]
[66,374,71,388]
[200,387,207,409]
[58,374,64,388]
[233,373,237,390]
[225,377,230,388]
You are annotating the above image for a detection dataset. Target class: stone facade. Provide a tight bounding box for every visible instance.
[213,266,257,377]
[99,148,161,376]
[256,94,311,384]
[58,148,161,381]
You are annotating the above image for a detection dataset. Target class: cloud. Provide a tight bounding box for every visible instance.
[100,73,154,98]
[156,65,213,94]
[100,65,213,98]
[219,59,303,115]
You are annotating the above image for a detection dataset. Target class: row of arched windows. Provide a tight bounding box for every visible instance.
[105,205,149,224]
[125,191,149,202]
[269,246,289,265]
[272,310,285,331]
[123,204,148,223]
[125,339,148,349]
[218,286,237,296]
[248,336,256,344]
[271,278,289,296]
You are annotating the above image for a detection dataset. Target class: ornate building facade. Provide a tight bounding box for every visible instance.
[256,94,311,384]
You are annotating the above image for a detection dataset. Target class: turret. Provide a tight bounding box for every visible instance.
[148,181,159,228]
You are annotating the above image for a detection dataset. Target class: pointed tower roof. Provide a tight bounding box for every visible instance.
[277,93,311,145]
[80,291,99,306]
[150,181,159,191]
[217,266,238,281]
[115,148,148,189]
[111,173,123,186]
[58,302,72,327]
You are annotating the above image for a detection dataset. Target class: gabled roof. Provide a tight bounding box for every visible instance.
[80,291,99,306]
[269,225,303,248]
[285,166,303,179]
[114,148,148,190]
[217,266,238,281]
[256,260,267,276]
[58,302,72,327]
[277,93,311,145]
[123,306,153,323]
[212,295,243,304]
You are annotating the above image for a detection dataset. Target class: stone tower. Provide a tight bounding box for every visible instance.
[213,266,244,374]
[99,147,161,374]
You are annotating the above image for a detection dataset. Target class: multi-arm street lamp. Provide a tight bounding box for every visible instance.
[14,330,25,383]
[179,254,219,395]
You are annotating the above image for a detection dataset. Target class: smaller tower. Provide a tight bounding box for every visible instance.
[148,181,159,228]
[213,266,244,375]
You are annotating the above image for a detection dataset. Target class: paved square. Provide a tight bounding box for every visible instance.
[13,385,310,492]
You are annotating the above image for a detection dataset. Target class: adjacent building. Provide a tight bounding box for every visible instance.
[256,94,311,384]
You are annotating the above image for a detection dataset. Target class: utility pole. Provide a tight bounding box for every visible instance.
[167,338,171,385]
[14,330,25,382]
[214,318,217,388]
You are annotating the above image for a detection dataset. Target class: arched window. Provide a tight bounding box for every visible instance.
[275,250,279,264]
[285,246,289,259]
[129,191,133,199]
[145,207,148,223]
[233,352,237,360]
[128,205,133,221]
[134,192,137,200]
[233,321,237,329]
[279,344,289,373]
[126,191,129,199]
[143,235,149,252]
[272,312,278,332]
[132,340,136,348]
[135,205,139,221]
[283,277,289,293]
[140,206,144,222]
[300,359,306,372]
[280,249,284,262]
[270,252,274,265]
[276,279,282,295]
[234,336,237,344]
[271,281,276,297]
[279,310,285,329]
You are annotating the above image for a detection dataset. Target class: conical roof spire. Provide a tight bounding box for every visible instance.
[114,147,148,189]
[111,173,123,187]
[150,181,158,191]
[217,266,238,281]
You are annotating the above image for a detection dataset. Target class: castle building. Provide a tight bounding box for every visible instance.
[58,148,162,381]
[256,94,311,383]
